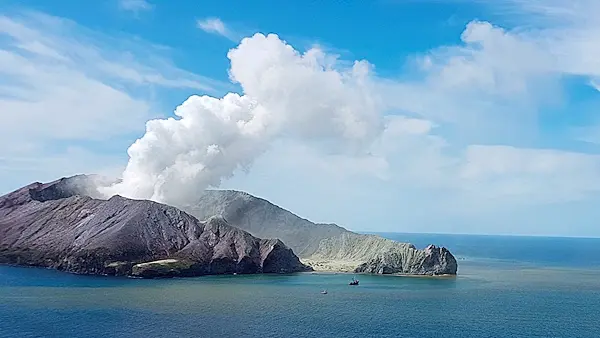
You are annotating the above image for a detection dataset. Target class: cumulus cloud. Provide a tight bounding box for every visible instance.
[103,33,384,206]
[381,21,560,142]
[380,0,600,146]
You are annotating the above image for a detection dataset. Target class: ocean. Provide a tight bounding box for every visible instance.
[1,233,600,338]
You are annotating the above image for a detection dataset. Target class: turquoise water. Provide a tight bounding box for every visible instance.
[2,234,600,337]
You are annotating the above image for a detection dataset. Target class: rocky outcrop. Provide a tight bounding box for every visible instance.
[0,177,310,278]
[184,190,458,276]
[354,244,457,275]
[183,190,348,257]
[305,232,457,275]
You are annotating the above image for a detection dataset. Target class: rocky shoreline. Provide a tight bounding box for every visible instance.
[305,233,457,275]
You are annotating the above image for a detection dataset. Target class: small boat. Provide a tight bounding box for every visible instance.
[349,277,359,286]
[321,290,328,294]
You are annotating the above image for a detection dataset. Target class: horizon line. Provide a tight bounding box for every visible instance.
[356,230,600,240]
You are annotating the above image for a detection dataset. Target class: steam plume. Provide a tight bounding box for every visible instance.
[101,33,384,206]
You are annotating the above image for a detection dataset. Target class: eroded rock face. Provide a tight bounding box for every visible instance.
[354,244,457,275]
[308,233,457,276]
[0,177,311,278]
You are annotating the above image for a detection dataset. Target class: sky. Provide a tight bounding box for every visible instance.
[1,0,600,237]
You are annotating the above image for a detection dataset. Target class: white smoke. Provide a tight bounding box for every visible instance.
[101,33,385,206]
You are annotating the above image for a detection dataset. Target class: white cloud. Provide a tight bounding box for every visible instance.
[0,15,139,141]
[472,0,600,81]
[374,0,600,148]
[118,0,154,13]
[196,17,238,42]
[378,21,561,143]
[457,145,600,204]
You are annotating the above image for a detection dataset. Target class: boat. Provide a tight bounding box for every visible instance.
[349,277,359,286]
[321,290,328,294]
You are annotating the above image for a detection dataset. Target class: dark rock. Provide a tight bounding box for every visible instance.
[0,176,311,278]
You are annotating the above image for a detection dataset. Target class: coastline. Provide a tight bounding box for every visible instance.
[301,259,458,278]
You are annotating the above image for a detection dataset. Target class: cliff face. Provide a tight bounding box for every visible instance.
[185,190,458,276]
[306,232,457,275]
[0,178,310,278]
[183,190,348,258]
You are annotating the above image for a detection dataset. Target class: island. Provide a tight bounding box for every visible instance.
[0,175,458,278]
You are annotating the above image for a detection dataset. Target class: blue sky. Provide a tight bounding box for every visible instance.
[2,0,600,237]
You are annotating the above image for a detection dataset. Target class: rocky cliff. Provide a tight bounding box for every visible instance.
[0,177,310,278]
[304,232,457,275]
[185,190,458,276]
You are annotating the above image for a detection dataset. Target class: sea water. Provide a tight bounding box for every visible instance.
[1,234,600,338]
